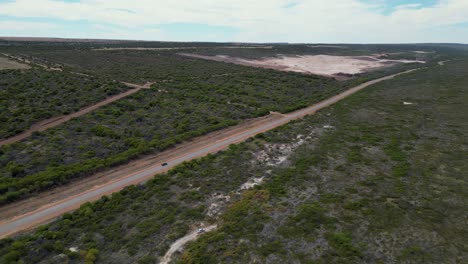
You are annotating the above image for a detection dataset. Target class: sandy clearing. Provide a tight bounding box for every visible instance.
[0,56,30,70]
[2,53,62,71]
[179,53,424,78]
[0,82,152,146]
[0,68,420,239]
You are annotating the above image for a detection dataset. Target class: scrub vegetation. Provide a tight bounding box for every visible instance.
[0,47,466,264]
[0,68,128,139]
[0,42,428,204]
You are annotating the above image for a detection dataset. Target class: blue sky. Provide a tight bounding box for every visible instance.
[0,0,467,43]
[362,0,439,13]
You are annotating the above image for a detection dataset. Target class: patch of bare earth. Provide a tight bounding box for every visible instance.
[179,53,425,79]
[0,56,30,70]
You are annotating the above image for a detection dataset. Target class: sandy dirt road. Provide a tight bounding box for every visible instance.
[0,82,152,146]
[160,224,217,264]
[0,56,30,70]
[0,68,418,239]
[438,60,451,65]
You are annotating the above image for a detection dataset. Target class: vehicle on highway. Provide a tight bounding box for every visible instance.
[162,162,168,166]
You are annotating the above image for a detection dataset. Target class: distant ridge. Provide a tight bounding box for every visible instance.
[0,36,141,43]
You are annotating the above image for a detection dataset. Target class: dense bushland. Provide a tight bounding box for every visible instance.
[0,68,128,139]
[1,58,466,263]
[0,67,352,203]
[0,44,435,203]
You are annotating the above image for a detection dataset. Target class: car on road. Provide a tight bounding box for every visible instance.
[162,162,168,166]
[197,228,205,234]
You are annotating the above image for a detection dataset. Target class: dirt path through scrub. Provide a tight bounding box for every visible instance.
[160,225,217,264]
[0,82,153,146]
[438,60,451,65]
[0,68,420,239]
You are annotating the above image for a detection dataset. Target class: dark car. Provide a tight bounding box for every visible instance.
[162,162,168,166]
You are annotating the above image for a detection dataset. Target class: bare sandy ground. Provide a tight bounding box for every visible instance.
[2,53,62,71]
[180,53,425,78]
[0,68,420,239]
[438,60,451,66]
[0,56,30,70]
[160,224,217,264]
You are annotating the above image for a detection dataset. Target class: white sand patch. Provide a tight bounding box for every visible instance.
[207,203,222,217]
[239,177,265,190]
[413,51,433,54]
[180,53,424,78]
[254,131,317,167]
[235,55,425,76]
[403,102,414,105]
[69,247,79,252]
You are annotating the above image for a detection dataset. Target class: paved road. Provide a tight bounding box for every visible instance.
[0,68,418,238]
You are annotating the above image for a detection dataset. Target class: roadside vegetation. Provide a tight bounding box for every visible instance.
[0,66,353,204]
[0,56,466,263]
[179,59,468,264]
[0,49,253,83]
[0,44,425,204]
[0,68,128,139]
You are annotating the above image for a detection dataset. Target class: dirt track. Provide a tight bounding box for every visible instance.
[438,60,451,65]
[160,224,217,264]
[0,56,30,70]
[0,68,419,239]
[0,82,152,146]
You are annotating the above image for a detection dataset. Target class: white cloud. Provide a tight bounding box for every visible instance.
[0,0,467,42]
[0,21,59,37]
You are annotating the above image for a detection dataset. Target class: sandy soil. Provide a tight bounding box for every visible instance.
[0,68,420,239]
[2,53,62,71]
[0,56,30,70]
[438,60,451,66]
[179,53,425,78]
[160,224,217,264]
[413,50,433,54]
[0,82,152,146]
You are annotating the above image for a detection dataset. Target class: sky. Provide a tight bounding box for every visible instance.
[0,0,467,43]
